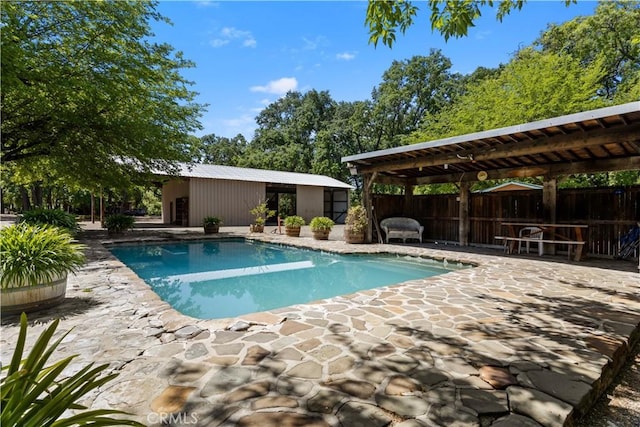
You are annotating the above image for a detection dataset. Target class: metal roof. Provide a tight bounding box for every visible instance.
[159,163,354,189]
[342,102,640,185]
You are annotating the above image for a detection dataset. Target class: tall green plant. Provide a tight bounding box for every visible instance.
[19,209,80,234]
[345,205,368,233]
[103,214,135,234]
[0,224,86,289]
[0,313,144,426]
[249,201,276,225]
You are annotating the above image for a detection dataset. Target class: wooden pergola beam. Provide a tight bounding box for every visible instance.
[358,123,640,174]
[371,156,640,186]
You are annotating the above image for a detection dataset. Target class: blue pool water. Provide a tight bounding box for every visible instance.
[109,239,465,319]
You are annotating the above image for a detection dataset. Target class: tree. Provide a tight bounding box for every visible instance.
[370,50,463,146]
[536,1,640,100]
[196,133,247,165]
[240,90,336,173]
[1,1,204,189]
[366,0,575,47]
[413,49,606,140]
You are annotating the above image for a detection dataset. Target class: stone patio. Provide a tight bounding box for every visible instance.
[1,224,638,427]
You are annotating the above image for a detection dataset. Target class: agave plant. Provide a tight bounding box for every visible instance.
[0,313,144,426]
[0,224,86,289]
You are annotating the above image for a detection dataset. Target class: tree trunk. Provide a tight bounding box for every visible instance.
[21,187,31,211]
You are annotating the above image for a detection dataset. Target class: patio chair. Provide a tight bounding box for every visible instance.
[518,226,544,256]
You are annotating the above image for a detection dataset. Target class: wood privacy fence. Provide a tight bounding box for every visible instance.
[372,185,640,258]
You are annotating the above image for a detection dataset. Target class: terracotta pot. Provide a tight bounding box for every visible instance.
[312,229,331,240]
[344,227,365,244]
[285,226,301,237]
[1,274,68,315]
[250,224,264,233]
[204,224,219,234]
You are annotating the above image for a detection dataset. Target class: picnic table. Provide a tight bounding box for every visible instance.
[495,222,588,262]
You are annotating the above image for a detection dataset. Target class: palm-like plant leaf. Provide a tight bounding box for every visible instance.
[0,313,144,427]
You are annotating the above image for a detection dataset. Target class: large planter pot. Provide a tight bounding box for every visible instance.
[285,226,301,237]
[1,274,68,315]
[250,224,264,233]
[312,229,331,240]
[344,227,365,244]
[204,224,220,234]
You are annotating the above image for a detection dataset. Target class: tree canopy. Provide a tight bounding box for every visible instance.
[366,0,575,46]
[413,49,607,140]
[535,0,640,100]
[1,0,205,189]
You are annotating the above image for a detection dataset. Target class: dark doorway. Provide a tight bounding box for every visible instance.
[266,185,296,224]
[324,189,348,224]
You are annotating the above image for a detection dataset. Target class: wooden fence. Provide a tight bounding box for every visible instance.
[373,185,640,258]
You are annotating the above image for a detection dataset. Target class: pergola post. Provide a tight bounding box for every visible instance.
[404,182,414,217]
[363,172,373,243]
[459,181,470,246]
[542,175,558,254]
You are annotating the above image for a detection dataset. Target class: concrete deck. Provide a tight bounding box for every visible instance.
[1,223,639,427]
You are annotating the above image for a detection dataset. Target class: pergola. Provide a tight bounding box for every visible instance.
[342,102,640,244]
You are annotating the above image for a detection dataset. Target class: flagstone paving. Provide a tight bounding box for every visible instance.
[1,226,638,427]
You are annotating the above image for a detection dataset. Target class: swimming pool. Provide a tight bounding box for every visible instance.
[109,239,466,319]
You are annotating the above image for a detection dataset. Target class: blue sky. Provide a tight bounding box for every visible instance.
[150,1,599,140]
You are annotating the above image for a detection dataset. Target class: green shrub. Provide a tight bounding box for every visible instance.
[19,208,80,234]
[0,224,86,289]
[0,313,143,426]
[249,201,275,225]
[104,214,135,234]
[284,215,305,227]
[310,216,334,231]
[345,205,368,233]
[203,216,223,226]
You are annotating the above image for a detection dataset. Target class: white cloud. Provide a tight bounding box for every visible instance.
[336,52,356,61]
[302,37,319,51]
[475,30,491,40]
[210,39,229,48]
[196,1,218,8]
[210,26,256,48]
[250,77,298,95]
[222,115,254,128]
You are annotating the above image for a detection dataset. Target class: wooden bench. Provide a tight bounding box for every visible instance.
[380,217,424,244]
[495,236,586,261]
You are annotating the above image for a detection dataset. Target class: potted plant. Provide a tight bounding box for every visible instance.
[344,205,367,244]
[310,216,334,240]
[283,215,305,237]
[203,216,222,234]
[249,201,275,233]
[0,223,86,315]
[103,213,135,237]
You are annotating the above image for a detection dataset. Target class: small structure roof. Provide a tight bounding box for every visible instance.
[158,163,353,189]
[475,181,543,193]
